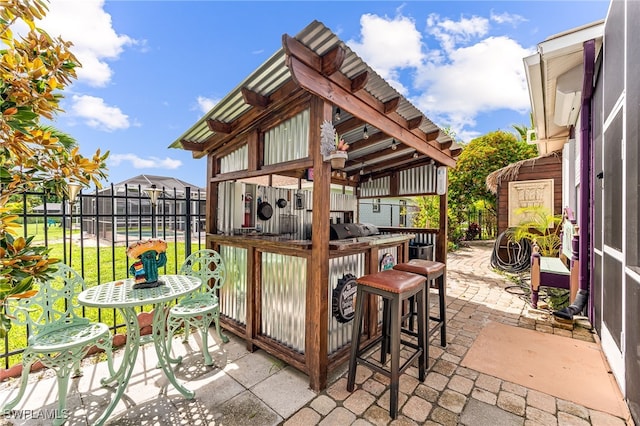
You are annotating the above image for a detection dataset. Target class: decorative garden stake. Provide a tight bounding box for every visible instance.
[127,239,168,288]
[320,120,349,169]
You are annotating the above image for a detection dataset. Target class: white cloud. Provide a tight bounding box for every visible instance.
[196,96,220,115]
[349,13,535,141]
[490,11,528,27]
[347,14,424,93]
[412,36,534,131]
[42,0,136,87]
[108,154,182,170]
[427,13,489,53]
[71,95,130,131]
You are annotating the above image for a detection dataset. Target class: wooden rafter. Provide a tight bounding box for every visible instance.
[334,116,364,135]
[407,116,423,130]
[241,87,270,109]
[207,119,232,134]
[283,35,456,167]
[198,80,303,156]
[346,146,413,170]
[350,71,369,93]
[179,139,204,152]
[383,97,400,114]
[320,46,345,76]
[438,140,453,150]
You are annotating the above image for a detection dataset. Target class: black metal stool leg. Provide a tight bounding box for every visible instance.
[381,299,389,364]
[389,293,401,419]
[416,286,427,381]
[438,274,447,347]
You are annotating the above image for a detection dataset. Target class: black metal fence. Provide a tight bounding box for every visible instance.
[458,206,497,241]
[2,184,206,369]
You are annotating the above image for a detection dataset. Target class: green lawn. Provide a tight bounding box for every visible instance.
[3,240,201,368]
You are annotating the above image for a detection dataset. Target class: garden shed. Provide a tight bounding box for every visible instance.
[486,150,563,236]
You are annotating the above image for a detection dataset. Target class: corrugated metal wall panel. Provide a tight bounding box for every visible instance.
[359,176,391,198]
[264,110,310,165]
[219,245,248,325]
[220,145,248,174]
[399,164,437,195]
[261,253,307,353]
[328,253,365,354]
[257,186,310,239]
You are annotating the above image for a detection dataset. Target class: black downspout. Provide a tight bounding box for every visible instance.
[580,40,596,319]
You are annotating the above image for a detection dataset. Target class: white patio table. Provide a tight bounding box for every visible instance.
[78,274,201,425]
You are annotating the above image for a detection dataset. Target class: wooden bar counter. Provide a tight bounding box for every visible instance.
[209,232,414,389]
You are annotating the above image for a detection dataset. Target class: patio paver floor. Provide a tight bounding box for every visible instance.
[0,241,633,425]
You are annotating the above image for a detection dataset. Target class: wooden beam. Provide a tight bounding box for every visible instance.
[286,56,456,167]
[180,139,204,152]
[347,154,436,179]
[350,71,369,93]
[200,80,303,154]
[209,158,314,183]
[283,34,451,158]
[383,97,400,114]
[348,146,413,166]
[334,116,364,135]
[282,34,322,70]
[207,119,232,134]
[321,45,345,76]
[241,87,270,109]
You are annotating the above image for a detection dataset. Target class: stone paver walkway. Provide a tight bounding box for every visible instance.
[0,241,633,425]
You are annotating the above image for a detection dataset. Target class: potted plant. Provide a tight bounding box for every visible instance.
[320,120,349,169]
[510,206,562,257]
[509,206,568,310]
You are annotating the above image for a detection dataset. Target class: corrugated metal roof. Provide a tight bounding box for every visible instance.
[170,20,456,154]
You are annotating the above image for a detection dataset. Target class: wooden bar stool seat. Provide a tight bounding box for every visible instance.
[393,259,447,347]
[346,270,429,419]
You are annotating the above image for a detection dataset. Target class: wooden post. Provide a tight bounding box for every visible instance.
[246,246,259,352]
[305,97,331,391]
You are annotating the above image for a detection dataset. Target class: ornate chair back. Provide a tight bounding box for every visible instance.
[179,249,226,296]
[7,263,90,341]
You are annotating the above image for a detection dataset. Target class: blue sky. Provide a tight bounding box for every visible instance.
[37,0,609,188]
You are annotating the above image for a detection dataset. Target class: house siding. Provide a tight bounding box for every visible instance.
[593,0,640,420]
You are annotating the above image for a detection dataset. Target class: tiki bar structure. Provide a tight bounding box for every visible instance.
[170,20,461,391]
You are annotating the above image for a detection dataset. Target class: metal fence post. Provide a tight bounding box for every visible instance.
[185,187,192,258]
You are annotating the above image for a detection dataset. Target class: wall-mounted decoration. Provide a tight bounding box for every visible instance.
[508,179,554,227]
[372,198,381,213]
[380,253,395,270]
[294,192,305,210]
[332,273,357,323]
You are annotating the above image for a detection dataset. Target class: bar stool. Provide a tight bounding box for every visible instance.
[347,269,428,419]
[393,259,447,347]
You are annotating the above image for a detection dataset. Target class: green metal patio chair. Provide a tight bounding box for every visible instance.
[167,249,229,366]
[1,263,115,426]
